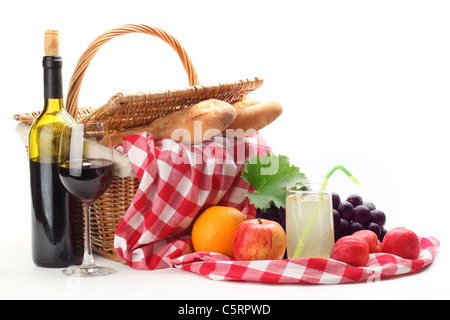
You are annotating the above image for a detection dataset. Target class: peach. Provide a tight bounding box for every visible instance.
[330,236,370,267]
[352,230,383,253]
[382,227,420,260]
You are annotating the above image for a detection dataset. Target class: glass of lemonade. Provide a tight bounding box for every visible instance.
[286,183,335,259]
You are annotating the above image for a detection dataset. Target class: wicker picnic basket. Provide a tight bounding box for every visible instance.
[14,24,263,262]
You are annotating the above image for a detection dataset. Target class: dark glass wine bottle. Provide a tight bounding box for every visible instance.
[28,30,83,268]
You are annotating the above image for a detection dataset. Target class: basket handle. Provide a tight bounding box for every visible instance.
[66,24,200,120]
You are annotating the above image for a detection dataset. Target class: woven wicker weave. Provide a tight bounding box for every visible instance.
[15,24,263,262]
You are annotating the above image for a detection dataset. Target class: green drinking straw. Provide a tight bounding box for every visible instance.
[292,165,360,259]
[319,165,360,197]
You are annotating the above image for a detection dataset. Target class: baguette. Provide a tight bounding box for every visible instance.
[110,99,236,146]
[225,98,283,138]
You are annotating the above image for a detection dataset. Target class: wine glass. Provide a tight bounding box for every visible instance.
[58,121,116,277]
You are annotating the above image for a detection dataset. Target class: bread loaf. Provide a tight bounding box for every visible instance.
[109,99,236,146]
[230,97,261,112]
[225,98,283,138]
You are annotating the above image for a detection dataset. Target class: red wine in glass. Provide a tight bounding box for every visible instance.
[58,122,115,277]
[59,158,114,204]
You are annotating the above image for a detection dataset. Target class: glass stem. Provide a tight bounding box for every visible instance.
[81,202,96,269]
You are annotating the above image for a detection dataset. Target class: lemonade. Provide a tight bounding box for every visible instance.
[286,185,335,259]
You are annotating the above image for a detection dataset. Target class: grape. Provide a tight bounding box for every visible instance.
[371,209,386,227]
[332,192,340,210]
[348,221,364,235]
[379,227,388,242]
[353,205,372,224]
[256,202,286,231]
[337,201,354,220]
[366,222,382,238]
[334,232,346,241]
[347,194,363,207]
[363,201,376,211]
[335,218,350,234]
[333,209,340,227]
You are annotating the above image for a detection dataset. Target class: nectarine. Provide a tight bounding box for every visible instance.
[331,236,370,267]
[382,227,420,260]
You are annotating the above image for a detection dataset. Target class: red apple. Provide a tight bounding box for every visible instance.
[382,227,420,260]
[232,218,287,261]
[352,230,383,253]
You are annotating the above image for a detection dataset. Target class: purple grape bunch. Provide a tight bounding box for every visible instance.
[255,201,286,231]
[332,192,387,242]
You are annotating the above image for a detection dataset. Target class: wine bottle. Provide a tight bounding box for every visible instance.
[28,30,83,268]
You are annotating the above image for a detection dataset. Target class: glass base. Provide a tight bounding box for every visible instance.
[62,264,116,277]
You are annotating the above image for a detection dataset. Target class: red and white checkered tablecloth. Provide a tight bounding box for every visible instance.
[114,132,440,284]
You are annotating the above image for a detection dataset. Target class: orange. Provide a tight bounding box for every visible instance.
[191,206,247,258]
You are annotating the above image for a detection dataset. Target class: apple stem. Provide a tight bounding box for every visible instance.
[257,218,263,225]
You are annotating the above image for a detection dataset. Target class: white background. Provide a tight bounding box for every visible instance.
[1,0,449,299]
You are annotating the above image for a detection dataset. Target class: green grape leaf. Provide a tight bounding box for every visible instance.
[241,153,307,209]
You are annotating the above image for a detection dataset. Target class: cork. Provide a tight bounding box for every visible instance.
[44,30,59,56]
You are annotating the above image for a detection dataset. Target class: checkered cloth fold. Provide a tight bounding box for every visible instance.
[114,132,270,270]
[168,236,439,284]
[114,132,439,283]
